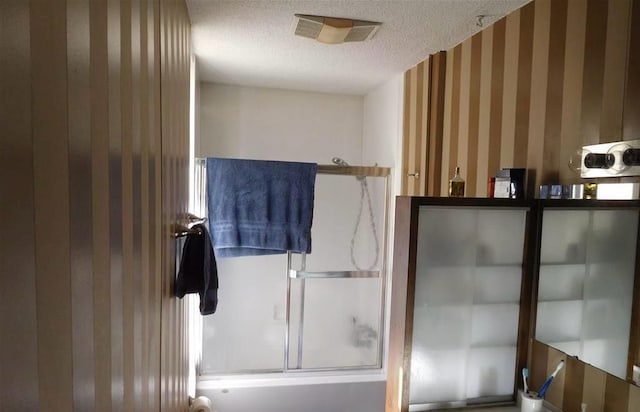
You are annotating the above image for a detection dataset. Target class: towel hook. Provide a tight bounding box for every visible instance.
[172,223,204,239]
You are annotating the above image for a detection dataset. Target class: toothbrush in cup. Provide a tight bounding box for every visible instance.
[522,367,529,394]
[538,360,565,399]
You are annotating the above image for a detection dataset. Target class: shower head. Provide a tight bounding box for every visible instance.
[332,157,350,167]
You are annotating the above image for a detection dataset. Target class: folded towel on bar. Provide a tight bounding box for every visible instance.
[175,224,218,315]
[206,157,317,257]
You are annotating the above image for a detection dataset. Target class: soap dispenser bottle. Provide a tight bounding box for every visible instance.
[449,166,465,197]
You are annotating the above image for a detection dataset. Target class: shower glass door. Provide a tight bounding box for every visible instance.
[199,166,389,376]
[286,173,387,370]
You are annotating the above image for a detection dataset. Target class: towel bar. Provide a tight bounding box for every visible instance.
[288,269,380,278]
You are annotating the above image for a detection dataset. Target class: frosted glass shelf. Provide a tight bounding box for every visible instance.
[470,343,518,349]
[472,301,521,305]
[539,261,587,266]
[476,263,525,268]
[414,302,520,309]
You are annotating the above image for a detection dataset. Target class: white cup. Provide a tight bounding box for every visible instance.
[520,391,543,412]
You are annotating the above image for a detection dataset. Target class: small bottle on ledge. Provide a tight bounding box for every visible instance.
[449,166,465,197]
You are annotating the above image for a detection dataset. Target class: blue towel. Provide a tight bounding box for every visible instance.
[206,158,317,257]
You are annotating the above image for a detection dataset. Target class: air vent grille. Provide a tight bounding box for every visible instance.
[293,14,381,44]
[294,15,323,39]
[344,24,379,42]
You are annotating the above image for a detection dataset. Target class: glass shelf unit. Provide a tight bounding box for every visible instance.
[386,197,535,412]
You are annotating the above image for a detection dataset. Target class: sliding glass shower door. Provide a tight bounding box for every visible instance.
[199,167,389,376]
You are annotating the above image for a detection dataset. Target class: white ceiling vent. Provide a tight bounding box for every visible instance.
[293,14,381,44]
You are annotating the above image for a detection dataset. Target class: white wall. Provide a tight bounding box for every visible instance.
[362,74,405,377]
[197,83,389,412]
[362,73,404,190]
[198,83,363,164]
[196,79,405,412]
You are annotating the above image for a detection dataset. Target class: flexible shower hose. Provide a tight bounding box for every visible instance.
[350,176,380,271]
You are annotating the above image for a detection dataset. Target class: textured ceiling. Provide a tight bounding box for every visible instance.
[187,0,530,95]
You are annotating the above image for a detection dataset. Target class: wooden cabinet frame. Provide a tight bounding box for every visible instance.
[386,197,640,412]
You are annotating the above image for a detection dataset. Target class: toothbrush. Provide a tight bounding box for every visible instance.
[538,360,565,398]
[522,367,529,394]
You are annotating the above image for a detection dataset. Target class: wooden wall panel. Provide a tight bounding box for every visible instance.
[559,0,587,184]
[401,0,640,410]
[488,19,504,186]
[624,0,640,139]
[30,0,75,409]
[409,0,639,198]
[426,52,446,196]
[161,0,192,410]
[0,1,40,410]
[530,341,640,412]
[0,0,191,411]
[401,61,429,195]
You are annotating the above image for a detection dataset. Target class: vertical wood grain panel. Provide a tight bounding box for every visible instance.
[543,347,566,407]
[629,385,640,412]
[447,45,462,191]
[418,61,430,196]
[1,0,189,409]
[441,50,454,195]
[30,0,75,409]
[541,0,568,184]
[407,62,426,196]
[467,34,482,195]
[477,25,493,195]
[120,1,136,409]
[527,0,551,192]
[161,1,174,406]
[0,1,40,409]
[580,0,608,145]
[401,70,412,195]
[67,0,96,409]
[407,66,418,195]
[623,0,640,139]
[604,374,630,412]
[160,0,171,405]
[150,1,163,408]
[501,10,520,169]
[600,0,631,141]
[90,1,113,410]
[139,0,151,407]
[404,0,640,408]
[513,2,535,169]
[489,18,505,176]
[562,353,585,412]
[583,364,606,412]
[161,0,191,409]
[130,0,144,407]
[530,340,549,396]
[108,0,125,408]
[427,52,446,196]
[559,0,587,184]
[457,39,472,183]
